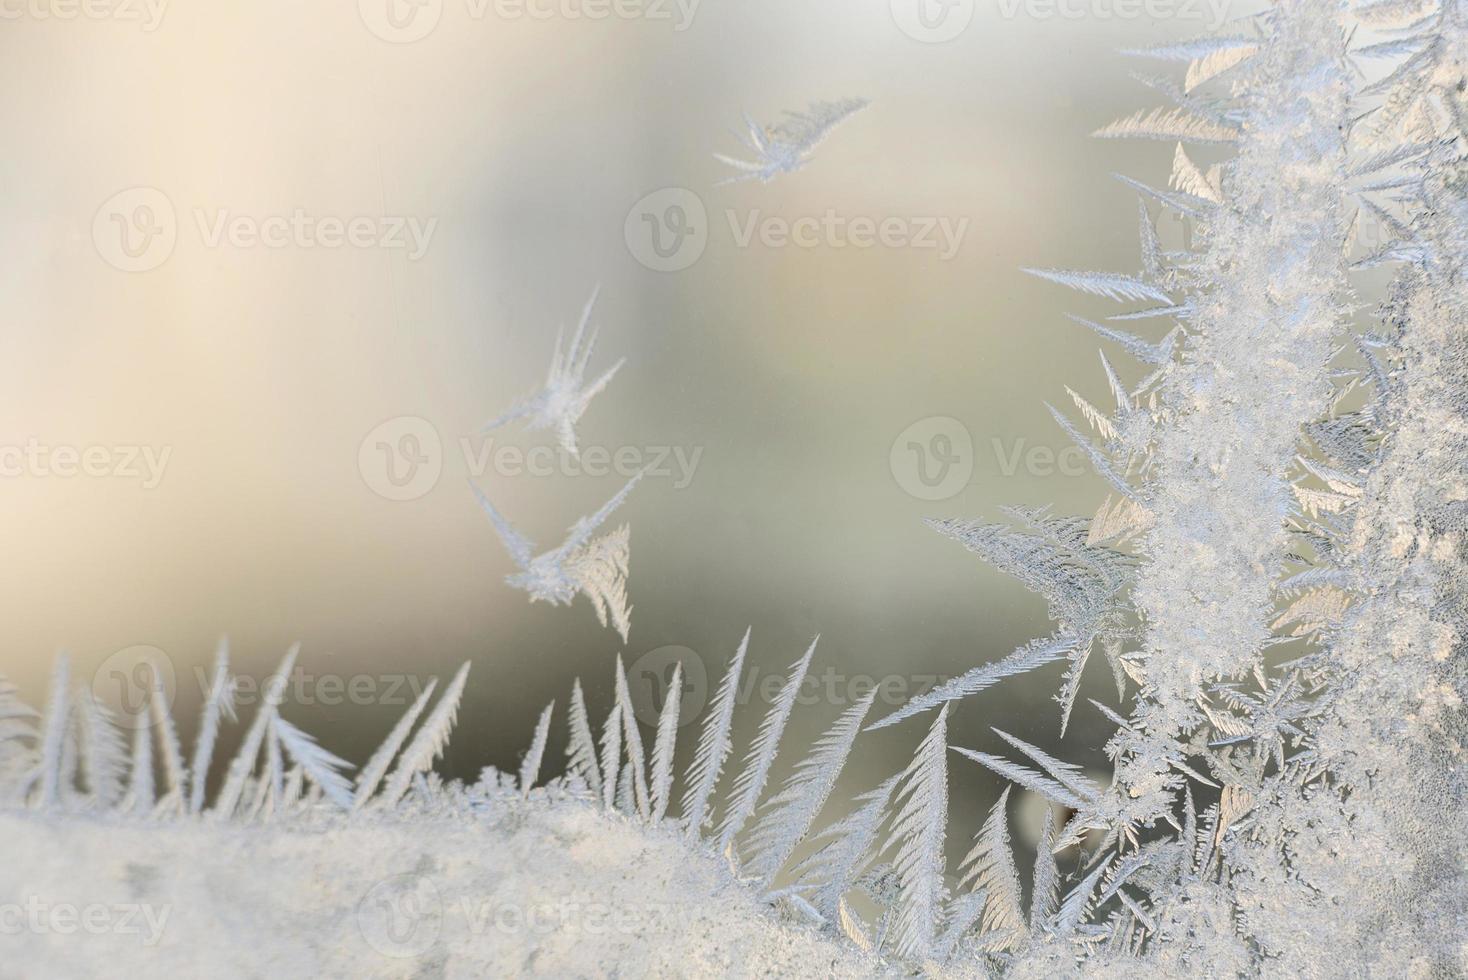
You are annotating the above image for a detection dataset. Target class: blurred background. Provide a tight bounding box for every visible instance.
[0,1,1255,851]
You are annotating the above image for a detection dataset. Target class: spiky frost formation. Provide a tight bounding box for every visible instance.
[472,469,643,640]
[863,0,1465,973]
[715,98,868,184]
[379,662,470,806]
[740,689,875,884]
[649,662,682,822]
[886,705,948,960]
[716,637,816,852]
[1227,140,1468,974]
[481,286,625,457]
[679,629,749,837]
[35,653,70,809]
[188,640,234,814]
[1123,0,1353,743]
[353,677,439,808]
[566,524,634,642]
[518,700,554,796]
[75,692,126,810]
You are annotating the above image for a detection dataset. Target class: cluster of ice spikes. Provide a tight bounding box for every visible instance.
[473,287,641,641]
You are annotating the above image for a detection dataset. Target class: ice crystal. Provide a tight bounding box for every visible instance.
[470,469,642,640]
[482,286,624,457]
[714,98,868,185]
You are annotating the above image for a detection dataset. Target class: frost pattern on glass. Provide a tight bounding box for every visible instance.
[3,2,1464,976]
[470,468,642,641]
[714,98,869,184]
[481,286,624,457]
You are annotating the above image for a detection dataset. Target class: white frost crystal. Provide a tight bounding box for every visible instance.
[471,469,642,641]
[482,286,625,458]
[714,98,869,185]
